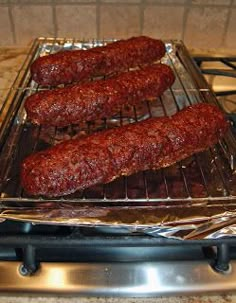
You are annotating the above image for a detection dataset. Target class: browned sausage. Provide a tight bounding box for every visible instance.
[21,103,229,197]
[31,36,166,86]
[25,64,175,127]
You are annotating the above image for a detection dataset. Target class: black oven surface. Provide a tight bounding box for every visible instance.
[0,220,236,296]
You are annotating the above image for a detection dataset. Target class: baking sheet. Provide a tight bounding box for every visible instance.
[0,38,236,240]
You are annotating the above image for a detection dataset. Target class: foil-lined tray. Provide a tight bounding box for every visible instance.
[0,37,236,240]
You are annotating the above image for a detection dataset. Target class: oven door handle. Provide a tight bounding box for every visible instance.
[0,260,235,296]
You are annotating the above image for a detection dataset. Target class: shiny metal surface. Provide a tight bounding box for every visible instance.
[0,260,235,296]
[1,38,236,204]
[0,39,236,239]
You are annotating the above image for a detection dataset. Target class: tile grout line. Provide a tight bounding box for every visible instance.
[52,0,58,38]
[145,1,232,8]
[139,0,144,35]
[96,0,100,40]
[50,1,97,5]
[220,0,233,48]
[5,1,233,7]
[7,0,16,44]
[2,1,233,6]
[181,0,192,42]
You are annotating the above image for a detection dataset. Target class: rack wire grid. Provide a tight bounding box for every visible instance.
[0,37,236,206]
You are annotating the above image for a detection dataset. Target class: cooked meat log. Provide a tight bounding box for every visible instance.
[25,64,175,127]
[21,103,229,197]
[31,36,166,86]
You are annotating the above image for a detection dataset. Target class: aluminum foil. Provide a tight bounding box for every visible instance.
[1,202,236,240]
[1,38,236,240]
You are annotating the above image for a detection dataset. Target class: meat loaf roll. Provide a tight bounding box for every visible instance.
[25,63,175,127]
[31,36,166,86]
[21,103,229,197]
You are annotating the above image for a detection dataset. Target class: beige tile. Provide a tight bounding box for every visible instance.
[10,0,52,3]
[54,0,95,3]
[184,6,228,49]
[225,8,236,49]
[143,5,184,39]
[146,0,186,3]
[0,296,235,303]
[0,7,14,46]
[0,47,28,89]
[100,4,140,38]
[192,0,230,5]
[56,5,96,38]
[12,5,54,45]
[101,0,140,3]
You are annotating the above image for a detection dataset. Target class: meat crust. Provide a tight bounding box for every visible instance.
[25,63,175,127]
[21,103,229,197]
[31,36,166,86]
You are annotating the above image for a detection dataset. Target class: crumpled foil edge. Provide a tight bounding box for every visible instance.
[1,203,236,240]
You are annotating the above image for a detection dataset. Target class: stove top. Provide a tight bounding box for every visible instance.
[0,49,236,296]
[0,219,236,296]
[193,55,236,114]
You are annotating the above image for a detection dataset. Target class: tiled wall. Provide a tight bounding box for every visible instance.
[0,0,236,50]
